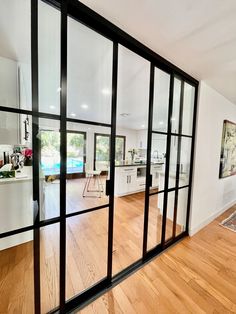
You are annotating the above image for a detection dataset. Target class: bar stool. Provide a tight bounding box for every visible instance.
[82,164,103,198]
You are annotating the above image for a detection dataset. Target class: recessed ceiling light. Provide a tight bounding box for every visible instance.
[159,121,164,125]
[120,113,130,117]
[81,104,88,109]
[102,88,111,95]
[70,113,76,117]
[49,105,55,110]
[57,87,61,92]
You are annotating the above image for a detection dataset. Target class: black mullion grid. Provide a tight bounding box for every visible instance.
[142,63,154,257]
[161,73,174,248]
[149,184,190,197]
[107,41,118,280]
[0,204,110,240]
[59,0,68,311]
[64,0,198,85]
[185,82,199,234]
[172,80,184,238]
[31,0,41,313]
[151,129,192,138]
[44,0,198,86]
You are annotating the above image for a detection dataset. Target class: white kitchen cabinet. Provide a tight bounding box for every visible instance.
[151,164,162,188]
[115,167,137,196]
[115,163,164,196]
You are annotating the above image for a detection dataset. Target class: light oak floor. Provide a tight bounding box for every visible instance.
[78,205,236,314]
[0,178,184,313]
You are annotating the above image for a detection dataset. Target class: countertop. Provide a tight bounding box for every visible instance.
[0,167,32,185]
[115,162,164,167]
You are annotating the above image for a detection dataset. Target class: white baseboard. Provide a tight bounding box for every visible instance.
[189,199,236,236]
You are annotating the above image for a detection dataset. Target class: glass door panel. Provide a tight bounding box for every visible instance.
[67,17,113,124]
[113,44,150,274]
[66,16,113,301]
[66,123,110,215]
[66,208,108,300]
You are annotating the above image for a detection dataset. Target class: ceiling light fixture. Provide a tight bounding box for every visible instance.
[81,103,88,109]
[120,113,130,117]
[102,88,111,95]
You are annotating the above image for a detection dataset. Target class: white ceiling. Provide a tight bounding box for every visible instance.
[81,0,236,105]
[1,0,235,130]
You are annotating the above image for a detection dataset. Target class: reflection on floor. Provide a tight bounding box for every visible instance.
[0,178,180,313]
[79,206,236,313]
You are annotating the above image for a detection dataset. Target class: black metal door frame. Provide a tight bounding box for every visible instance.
[0,1,198,313]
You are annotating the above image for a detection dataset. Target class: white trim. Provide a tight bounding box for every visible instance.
[189,199,236,236]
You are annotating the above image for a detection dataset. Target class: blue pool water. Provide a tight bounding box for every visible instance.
[41,158,84,175]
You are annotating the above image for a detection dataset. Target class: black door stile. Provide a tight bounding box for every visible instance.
[31,0,41,312]
[172,79,184,238]
[59,0,68,311]
[161,73,174,247]
[142,63,155,257]
[107,41,118,280]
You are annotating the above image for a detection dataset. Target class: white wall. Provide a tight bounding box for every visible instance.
[189,81,236,235]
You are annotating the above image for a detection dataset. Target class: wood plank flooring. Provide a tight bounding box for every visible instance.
[78,205,236,314]
[1,179,233,313]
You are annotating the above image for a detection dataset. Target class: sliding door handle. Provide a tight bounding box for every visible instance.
[149,174,153,187]
[106,180,111,196]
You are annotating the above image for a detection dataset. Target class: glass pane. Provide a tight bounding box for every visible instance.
[95,134,110,171]
[179,137,192,187]
[67,132,85,174]
[66,122,110,214]
[182,83,195,135]
[66,208,108,299]
[176,188,188,236]
[39,118,60,220]
[0,0,31,110]
[165,191,175,242]
[152,68,170,132]
[0,112,33,233]
[115,136,125,163]
[113,45,150,274]
[168,136,178,189]
[38,0,60,114]
[171,78,181,133]
[0,231,34,312]
[147,193,163,251]
[67,17,113,124]
[151,133,166,193]
[40,223,59,313]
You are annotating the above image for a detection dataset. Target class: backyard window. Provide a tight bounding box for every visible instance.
[40,130,86,175]
[94,134,125,170]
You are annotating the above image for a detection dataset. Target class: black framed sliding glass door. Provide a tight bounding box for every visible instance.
[0,0,198,313]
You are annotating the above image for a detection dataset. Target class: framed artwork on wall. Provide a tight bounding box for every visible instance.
[219,120,236,178]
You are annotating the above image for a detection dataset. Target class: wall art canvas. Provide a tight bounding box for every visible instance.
[219,120,236,178]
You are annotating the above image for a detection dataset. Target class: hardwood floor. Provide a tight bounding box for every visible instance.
[0,178,198,313]
[78,206,236,314]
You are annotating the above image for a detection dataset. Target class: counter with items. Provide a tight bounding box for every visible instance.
[0,166,34,250]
